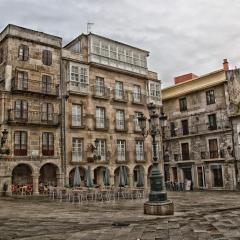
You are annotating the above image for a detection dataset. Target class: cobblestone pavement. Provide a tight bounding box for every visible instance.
[1,191,240,240]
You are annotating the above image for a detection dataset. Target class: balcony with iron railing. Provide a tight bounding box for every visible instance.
[113,89,128,102]
[94,117,109,131]
[115,120,128,132]
[131,92,146,105]
[7,110,60,127]
[11,78,59,96]
[134,122,142,133]
[135,151,147,163]
[68,82,89,95]
[70,115,87,129]
[71,151,85,164]
[91,85,110,99]
[114,150,130,163]
[163,121,231,140]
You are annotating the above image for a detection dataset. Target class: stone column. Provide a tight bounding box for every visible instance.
[129,174,133,188]
[32,174,39,196]
[56,173,64,187]
[144,172,148,190]
[110,174,114,187]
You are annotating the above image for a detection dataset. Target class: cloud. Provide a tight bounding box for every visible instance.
[0,0,240,87]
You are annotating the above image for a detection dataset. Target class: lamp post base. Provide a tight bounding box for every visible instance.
[144,200,174,215]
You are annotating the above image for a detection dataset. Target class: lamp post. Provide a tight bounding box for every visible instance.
[138,103,174,215]
[0,129,8,149]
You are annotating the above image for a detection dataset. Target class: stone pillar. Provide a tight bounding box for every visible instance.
[32,174,39,196]
[129,174,133,188]
[193,166,198,190]
[65,176,70,188]
[144,172,148,190]
[56,173,64,187]
[110,174,114,187]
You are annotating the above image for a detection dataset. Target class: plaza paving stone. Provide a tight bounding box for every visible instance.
[0,191,240,239]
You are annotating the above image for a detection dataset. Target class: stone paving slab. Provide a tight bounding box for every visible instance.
[1,192,240,239]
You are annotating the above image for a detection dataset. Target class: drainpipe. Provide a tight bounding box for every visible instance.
[60,51,66,187]
[230,117,240,190]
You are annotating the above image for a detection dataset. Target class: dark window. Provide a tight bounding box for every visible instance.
[206,90,215,105]
[42,132,54,156]
[211,165,223,187]
[17,71,28,90]
[18,45,29,61]
[41,103,53,121]
[14,131,27,156]
[181,119,189,135]
[42,75,52,94]
[181,142,190,160]
[42,50,52,66]
[170,122,176,137]
[179,97,187,112]
[208,114,217,130]
[14,100,28,120]
[0,48,3,64]
[209,139,218,158]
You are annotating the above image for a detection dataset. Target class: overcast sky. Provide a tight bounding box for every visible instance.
[0,0,239,87]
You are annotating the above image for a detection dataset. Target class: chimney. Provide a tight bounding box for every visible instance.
[174,73,198,85]
[223,59,229,71]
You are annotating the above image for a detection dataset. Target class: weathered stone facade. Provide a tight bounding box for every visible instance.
[162,69,237,190]
[62,33,161,189]
[0,25,62,194]
[0,25,162,194]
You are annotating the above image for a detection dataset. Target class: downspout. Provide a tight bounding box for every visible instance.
[60,50,66,186]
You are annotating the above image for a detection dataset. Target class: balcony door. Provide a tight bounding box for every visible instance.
[115,81,123,99]
[96,139,106,161]
[72,138,83,162]
[116,110,125,130]
[42,132,54,156]
[133,85,141,102]
[72,104,82,127]
[42,75,52,94]
[136,140,144,161]
[15,100,28,121]
[117,140,126,161]
[42,103,53,122]
[181,142,190,160]
[209,139,218,158]
[96,107,105,128]
[14,131,27,156]
[17,71,28,90]
[95,77,105,96]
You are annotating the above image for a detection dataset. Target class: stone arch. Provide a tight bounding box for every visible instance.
[39,163,59,187]
[69,166,86,187]
[114,165,130,187]
[93,166,109,186]
[12,163,33,186]
[133,165,145,187]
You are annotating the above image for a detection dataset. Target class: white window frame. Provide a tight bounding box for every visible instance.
[72,138,83,162]
[96,107,105,128]
[136,140,144,161]
[117,140,126,161]
[72,104,82,127]
[96,139,106,160]
[116,110,125,130]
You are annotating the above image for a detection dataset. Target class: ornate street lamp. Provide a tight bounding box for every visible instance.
[1,129,8,148]
[138,103,174,215]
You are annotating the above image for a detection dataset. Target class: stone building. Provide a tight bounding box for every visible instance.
[0,25,62,194]
[0,25,161,194]
[61,33,161,188]
[162,61,237,190]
